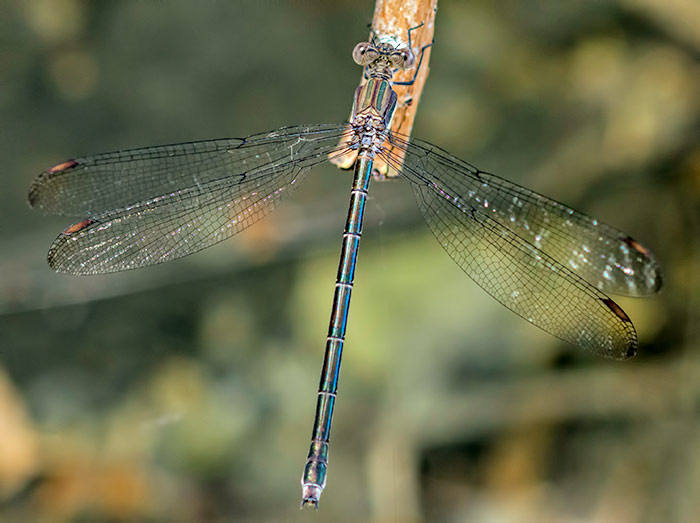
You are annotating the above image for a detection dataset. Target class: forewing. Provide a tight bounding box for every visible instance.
[389,134,661,297]
[29,124,347,215]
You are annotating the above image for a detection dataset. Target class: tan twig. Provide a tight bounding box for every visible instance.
[330,0,438,177]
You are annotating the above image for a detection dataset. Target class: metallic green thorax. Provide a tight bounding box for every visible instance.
[352,77,398,130]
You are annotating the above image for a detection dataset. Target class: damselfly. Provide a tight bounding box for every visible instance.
[28,31,662,508]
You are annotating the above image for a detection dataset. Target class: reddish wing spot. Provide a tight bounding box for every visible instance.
[48,159,79,174]
[602,298,631,323]
[63,218,94,235]
[622,236,650,256]
[602,298,636,358]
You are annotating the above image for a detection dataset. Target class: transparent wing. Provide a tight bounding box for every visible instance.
[29,124,350,275]
[388,134,662,297]
[379,138,654,358]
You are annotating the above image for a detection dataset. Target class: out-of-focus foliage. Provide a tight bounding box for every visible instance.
[0,0,697,521]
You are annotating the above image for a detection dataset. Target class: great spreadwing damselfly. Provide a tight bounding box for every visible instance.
[28,29,662,507]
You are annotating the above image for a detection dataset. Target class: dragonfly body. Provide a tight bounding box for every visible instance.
[28,34,661,509]
[301,43,406,506]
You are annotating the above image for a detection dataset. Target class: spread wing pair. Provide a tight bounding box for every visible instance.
[28,123,662,358]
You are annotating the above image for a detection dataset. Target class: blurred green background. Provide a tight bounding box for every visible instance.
[0,0,698,522]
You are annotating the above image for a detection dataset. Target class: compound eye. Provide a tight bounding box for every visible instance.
[352,42,379,66]
[390,48,415,69]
